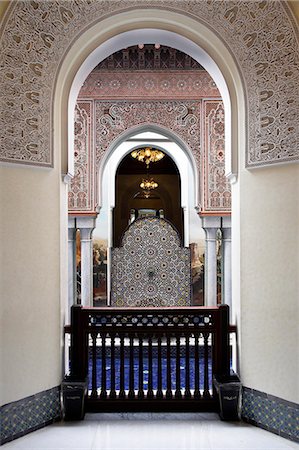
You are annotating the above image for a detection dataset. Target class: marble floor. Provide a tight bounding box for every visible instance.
[3,413,298,450]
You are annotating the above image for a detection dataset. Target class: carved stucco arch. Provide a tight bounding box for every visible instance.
[68,24,234,185]
[96,123,199,212]
[1,2,298,177]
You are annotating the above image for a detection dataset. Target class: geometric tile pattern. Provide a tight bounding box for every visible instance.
[242,386,299,443]
[111,216,191,307]
[0,386,61,445]
[1,1,298,168]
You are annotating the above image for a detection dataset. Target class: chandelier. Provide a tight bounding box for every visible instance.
[140,177,158,199]
[140,178,158,190]
[131,147,165,167]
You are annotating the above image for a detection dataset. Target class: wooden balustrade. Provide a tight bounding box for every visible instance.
[68,304,230,412]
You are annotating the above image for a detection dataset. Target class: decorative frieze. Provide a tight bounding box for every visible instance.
[94,44,204,71]
[79,69,220,99]
[95,99,201,164]
[1,1,297,167]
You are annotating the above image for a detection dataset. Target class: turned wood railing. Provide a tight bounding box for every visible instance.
[68,304,230,412]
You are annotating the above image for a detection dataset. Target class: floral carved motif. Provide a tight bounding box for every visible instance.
[1,1,298,167]
[70,97,231,213]
[95,99,201,166]
[203,100,230,212]
[69,101,94,212]
[79,70,220,99]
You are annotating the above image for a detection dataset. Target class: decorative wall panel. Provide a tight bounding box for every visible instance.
[95,99,201,164]
[111,216,191,307]
[202,100,230,212]
[1,1,298,167]
[79,70,220,100]
[69,101,95,212]
[70,95,231,214]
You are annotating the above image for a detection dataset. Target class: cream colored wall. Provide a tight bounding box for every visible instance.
[0,165,63,405]
[1,3,298,409]
[239,163,299,403]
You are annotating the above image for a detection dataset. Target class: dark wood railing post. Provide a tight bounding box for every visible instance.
[77,306,228,412]
[70,304,88,380]
[215,304,230,377]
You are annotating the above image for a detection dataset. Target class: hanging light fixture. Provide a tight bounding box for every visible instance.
[140,178,158,190]
[131,147,165,167]
[139,177,159,199]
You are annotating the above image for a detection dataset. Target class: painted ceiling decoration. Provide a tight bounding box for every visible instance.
[0,1,298,168]
[94,44,205,71]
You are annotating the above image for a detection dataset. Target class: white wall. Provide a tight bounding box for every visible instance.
[239,163,299,403]
[0,165,63,405]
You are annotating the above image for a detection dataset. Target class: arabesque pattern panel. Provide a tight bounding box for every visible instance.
[202,100,230,212]
[1,1,298,167]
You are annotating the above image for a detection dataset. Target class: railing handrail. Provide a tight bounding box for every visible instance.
[69,304,230,382]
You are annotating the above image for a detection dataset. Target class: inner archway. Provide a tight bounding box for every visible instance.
[62,13,244,324]
[93,127,202,306]
[66,26,239,182]
[114,149,182,247]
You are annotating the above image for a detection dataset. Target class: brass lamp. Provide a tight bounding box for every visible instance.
[139,177,158,199]
[140,178,158,190]
[131,147,164,167]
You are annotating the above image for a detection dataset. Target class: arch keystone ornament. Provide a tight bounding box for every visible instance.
[0,1,298,168]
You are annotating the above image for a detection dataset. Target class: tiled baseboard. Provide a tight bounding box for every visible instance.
[1,385,298,445]
[0,386,61,445]
[242,387,299,443]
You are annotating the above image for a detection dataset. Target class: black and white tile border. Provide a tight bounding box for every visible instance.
[0,386,61,445]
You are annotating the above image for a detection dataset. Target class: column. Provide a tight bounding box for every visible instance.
[202,216,221,307]
[77,217,96,307]
[221,216,232,317]
[67,217,77,324]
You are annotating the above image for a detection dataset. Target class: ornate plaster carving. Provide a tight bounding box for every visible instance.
[95,99,201,163]
[68,101,95,212]
[70,96,230,214]
[203,100,230,212]
[1,1,298,167]
[79,69,220,99]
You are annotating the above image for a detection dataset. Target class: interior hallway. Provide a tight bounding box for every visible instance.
[2,413,298,450]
